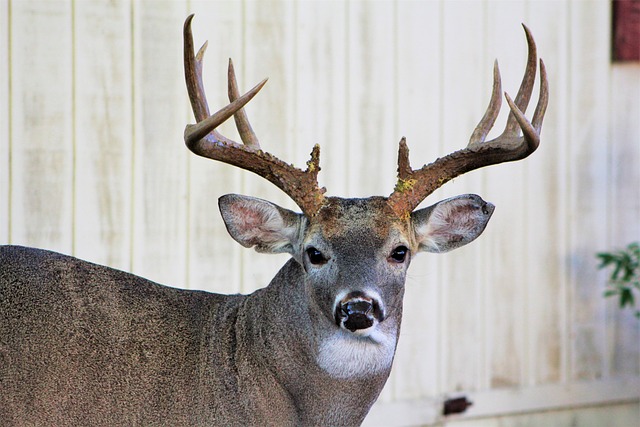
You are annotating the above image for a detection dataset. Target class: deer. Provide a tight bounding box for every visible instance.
[0,15,547,426]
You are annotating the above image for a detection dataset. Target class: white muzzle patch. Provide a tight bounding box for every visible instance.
[318,289,396,378]
[317,328,397,379]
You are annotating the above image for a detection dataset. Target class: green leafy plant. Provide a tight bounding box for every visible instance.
[596,242,640,319]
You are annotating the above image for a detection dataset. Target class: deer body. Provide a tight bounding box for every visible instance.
[0,256,379,426]
[0,15,547,426]
[0,254,381,426]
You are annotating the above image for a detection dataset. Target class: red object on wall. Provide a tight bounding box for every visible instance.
[613,0,640,61]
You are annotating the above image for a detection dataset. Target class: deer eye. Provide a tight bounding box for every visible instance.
[389,246,409,263]
[306,247,327,265]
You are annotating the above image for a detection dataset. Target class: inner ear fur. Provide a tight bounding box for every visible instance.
[411,194,495,253]
[218,194,305,255]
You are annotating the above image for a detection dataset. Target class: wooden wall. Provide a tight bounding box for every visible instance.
[1,1,639,425]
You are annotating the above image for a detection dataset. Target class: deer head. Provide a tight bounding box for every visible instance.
[183,14,547,379]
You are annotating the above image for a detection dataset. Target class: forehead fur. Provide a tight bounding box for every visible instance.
[310,196,408,240]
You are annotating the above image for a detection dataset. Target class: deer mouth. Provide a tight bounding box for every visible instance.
[334,292,385,333]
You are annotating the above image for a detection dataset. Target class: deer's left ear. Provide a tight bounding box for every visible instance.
[411,194,495,253]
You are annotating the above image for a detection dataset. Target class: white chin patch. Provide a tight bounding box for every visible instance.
[316,327,397,379]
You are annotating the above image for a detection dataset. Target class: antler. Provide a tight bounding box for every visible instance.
[183,14,326,217]
[388,24,549,218]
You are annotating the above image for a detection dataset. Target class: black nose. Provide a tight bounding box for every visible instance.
[340,300,374,331]
[335,293,384,332]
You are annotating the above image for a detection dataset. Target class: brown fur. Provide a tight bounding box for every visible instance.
[1,194,493,426]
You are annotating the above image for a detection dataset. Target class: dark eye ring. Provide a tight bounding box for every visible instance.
[389,246,409,263]
[306,247,327,265]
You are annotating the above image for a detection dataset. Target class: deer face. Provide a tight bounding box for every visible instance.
[219,193,494,377]
[303,197,410,337]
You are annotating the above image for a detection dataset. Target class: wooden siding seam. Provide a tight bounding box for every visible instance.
[129,1,143,271]
[2,0,11,242]
[129,0,137,276]
[70,0,77,256]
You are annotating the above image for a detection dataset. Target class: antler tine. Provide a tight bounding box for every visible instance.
[183,15,209,122]
[184,13,247,146]
[388,25,548,218]
[183,14,326,217]
[469,60,503,145]
[532,59,549,133]
[500,56,548,154]
[503,24,537,135]
[227,59,261,149]
[184,79,267,146]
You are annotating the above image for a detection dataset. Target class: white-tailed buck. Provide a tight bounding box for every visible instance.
[0,15,547,426]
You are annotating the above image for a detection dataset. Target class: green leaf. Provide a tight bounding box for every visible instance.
[620,288,635,308]
[603,289,618,298]
[597,242,640,320]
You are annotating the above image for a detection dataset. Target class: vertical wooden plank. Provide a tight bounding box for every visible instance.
[294,0,348,196]
[73,0,132,270]
[568,1,611,381]
[439,0,485,393]
[241,0,297,293]
[346,0,396,199]
[483,1,528,390]
[607,63,640,377]
[185,2,244,293]
[0,0,9,242]
[392,0,443,401]
[527,0,571,386]
[9,0,73,253]
[131,1,189,287]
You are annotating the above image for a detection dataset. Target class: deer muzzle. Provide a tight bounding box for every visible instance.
[335,292,384,332]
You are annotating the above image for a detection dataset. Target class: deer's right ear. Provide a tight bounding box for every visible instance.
[411,194,495,253]
[218,194,306,255]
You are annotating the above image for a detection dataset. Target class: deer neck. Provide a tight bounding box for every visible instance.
[234,258,397,424]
